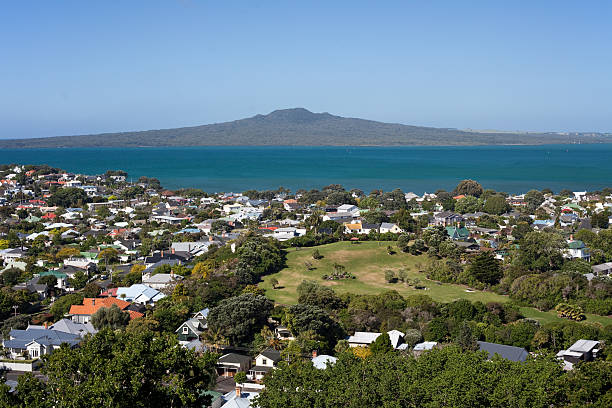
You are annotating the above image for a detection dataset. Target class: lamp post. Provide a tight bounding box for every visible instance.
[12,305,18,317]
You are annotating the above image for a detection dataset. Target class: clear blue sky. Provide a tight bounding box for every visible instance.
[1,0,611,139]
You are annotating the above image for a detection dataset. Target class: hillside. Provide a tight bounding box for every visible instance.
[1,108,610,148]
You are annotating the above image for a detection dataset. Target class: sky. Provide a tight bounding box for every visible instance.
[1,0,611,139]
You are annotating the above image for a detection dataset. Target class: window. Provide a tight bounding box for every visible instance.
[182,326,189,334]
[261,358,267,365]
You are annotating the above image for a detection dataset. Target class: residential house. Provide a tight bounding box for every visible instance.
[141,271,184,290]
[68,297,143,324]
[347,330,405,349]
[176,318,206,344]
[312,353,337,369]
[565,240,591,261]
[446,226,470,241]
[556,339,600,370]
[380,222,403,234]
[591,262,612,277]
[337,204,359,215]
[411,341,438,356]
[434,211,463,227]
[274,326,295,341]
[48,318,97,338]
[2,327,81,360]
[248,348,281,381]
[114,284,166,305]
[477,341,528,362]
[212,387,259,408]
[193,307,210,323]
[217,353,252,377]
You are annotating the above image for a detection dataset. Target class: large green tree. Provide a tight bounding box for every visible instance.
[40,329,217,408]
[468,251,502,285]
[207,293,273,345]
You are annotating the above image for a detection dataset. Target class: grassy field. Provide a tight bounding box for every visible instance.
[260,241,612,326]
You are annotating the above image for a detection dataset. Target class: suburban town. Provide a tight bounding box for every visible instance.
[0,163,610,407]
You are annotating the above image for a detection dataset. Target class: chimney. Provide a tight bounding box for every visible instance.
[161,250,164,258]
[92,299,95,305]
[312,350,318,358]
[44,321,49,329]
[171,248,175,255]
[209,235,214,242]
[235,386,241,398]
[570,234,574,241]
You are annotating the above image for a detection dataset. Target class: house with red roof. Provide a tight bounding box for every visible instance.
[68,297,143,324]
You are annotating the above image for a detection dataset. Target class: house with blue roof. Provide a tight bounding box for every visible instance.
[2,327,81,360]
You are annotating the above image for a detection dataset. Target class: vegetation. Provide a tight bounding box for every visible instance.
[0,108,604,149]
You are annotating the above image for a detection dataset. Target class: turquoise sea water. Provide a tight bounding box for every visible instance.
[0,145,610,194]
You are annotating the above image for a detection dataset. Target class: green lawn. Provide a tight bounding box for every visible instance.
[261,241,612,326]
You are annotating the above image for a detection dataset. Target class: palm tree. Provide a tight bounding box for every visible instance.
[304,210,323,234]
[203,328,228,353]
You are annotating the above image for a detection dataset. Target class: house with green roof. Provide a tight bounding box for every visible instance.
[445,226,470,241]
[566,240,590,261]
[38,270,68,289]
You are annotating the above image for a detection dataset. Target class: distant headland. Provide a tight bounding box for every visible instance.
[1,108,611,148]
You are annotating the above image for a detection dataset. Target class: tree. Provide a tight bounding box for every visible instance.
[98,248,119,266]
[467,251,502,285]
[454,180,484,197]
[397,234,411,252]
[50,293,84,320]
[454,321,478,351]
[69,270,88,289]
[41,329,217,407]
[207,293,273,345]
[455,196,481,214]
[516,231,565,272]
[38,275,57,288]
[95,206,111,219]
[525,190,545,212]
[91,304,130,330]
[270,277,279,289]
[312,249,323,260]
[297,280,344,311]
[384,270,395,283]
[82,282,100,298]
[47,187,88,207]
[55,247,80,261]
[1,268,21,286]
[234,371,247,385]
[283,304,343,352]
[483,195,510,215]
[370,332,393,354]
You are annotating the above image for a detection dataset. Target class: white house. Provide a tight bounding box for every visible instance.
[247,348,281,381]
[337,204,359,215]
[380,222,403,234]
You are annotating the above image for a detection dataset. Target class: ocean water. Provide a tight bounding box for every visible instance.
[1,145,611,194]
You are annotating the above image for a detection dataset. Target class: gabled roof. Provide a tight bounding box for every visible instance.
[347,331,381,344]
[259,348,281,362]
[477,341,528,362]
[49,318,97,337]
[175,318,204,335]
[218,353,252,364]
[4,328,81,349]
